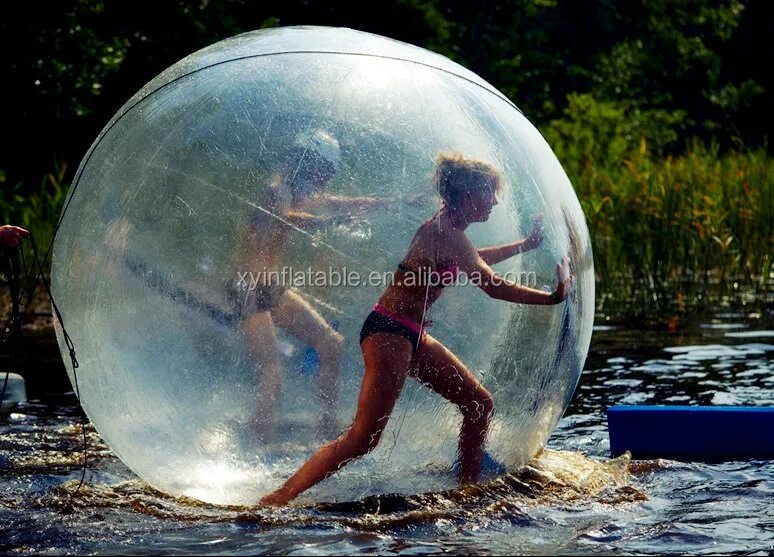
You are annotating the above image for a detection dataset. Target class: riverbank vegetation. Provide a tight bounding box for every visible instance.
[3,0,771,321]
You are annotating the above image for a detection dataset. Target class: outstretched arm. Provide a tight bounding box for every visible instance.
[304,189,438,215]
[477,239,532,266]
[284,210,341,229]
[478,214,544,265]
[454,228,571,305]
[303,193,389,214]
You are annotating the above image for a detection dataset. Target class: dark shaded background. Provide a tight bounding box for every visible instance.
[3,0,771,190]
[1,0,771,322]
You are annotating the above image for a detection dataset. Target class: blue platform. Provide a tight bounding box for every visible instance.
[607,405,774,461]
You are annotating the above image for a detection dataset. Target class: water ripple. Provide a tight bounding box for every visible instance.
[2,313,773,554]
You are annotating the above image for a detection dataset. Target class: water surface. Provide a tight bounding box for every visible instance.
[2,311,772,554]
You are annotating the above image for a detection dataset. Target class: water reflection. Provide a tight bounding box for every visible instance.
[1,310,772,554]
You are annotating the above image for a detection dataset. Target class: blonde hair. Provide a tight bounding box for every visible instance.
[432,152,503,207]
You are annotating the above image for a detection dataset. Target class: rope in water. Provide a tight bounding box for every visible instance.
[1,234,86,500]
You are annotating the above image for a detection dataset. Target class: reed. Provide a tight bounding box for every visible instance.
[1,146,771,321]
[0,162,70,272]
[557,141,773,320]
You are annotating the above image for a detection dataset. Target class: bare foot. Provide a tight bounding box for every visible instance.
[259,487,292,507]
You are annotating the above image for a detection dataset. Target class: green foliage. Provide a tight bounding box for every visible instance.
[543,94,632,171]
[3,0,771,317]
[0,165,71,268]
[10,1,130,117]
[4,0,769,190]
[553,140,773,319]
[543,88,771,318]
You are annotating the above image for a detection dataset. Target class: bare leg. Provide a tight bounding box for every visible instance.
[272,291,344,436]
[260,333,413,506]
[242,311,282,442]
[411,334,494,484]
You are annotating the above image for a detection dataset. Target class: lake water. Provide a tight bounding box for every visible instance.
[2,310,772,555]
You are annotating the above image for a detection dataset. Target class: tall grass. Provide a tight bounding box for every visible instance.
[0,163,71,273]
[561,141,773,320]
[1,146,772,321]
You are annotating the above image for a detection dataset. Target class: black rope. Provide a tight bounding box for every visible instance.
[0,234,87,500]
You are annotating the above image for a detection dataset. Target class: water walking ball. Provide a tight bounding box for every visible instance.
[52,27,594,505]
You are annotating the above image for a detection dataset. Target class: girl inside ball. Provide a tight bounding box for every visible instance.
[232,128,390,440]
[260,152,573,505]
